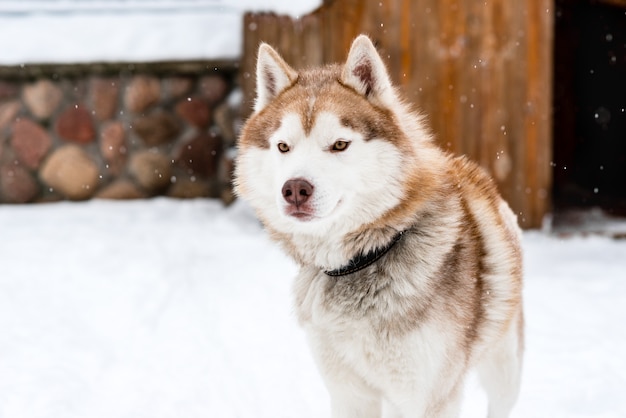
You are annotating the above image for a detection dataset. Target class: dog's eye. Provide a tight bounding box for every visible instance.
[331,140,350,152]
[277,142,290,153]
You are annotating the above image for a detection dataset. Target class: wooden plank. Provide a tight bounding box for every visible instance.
[301,14,323,68]
[334,0,364,61]
[498,0,518,214]
[458,0,483,161]
[399,0,413,87]
[509,1,530,225]
[277,15,296,66]
[404,0,431,136]
[241,12,259,117]
[437,0,464,155]
[510,0,550,228]
[320,1,334,63]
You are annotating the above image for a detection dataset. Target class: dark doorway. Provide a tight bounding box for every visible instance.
[553,0,626,216]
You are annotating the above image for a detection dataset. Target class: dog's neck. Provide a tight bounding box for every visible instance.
[324,230,406,277]
[268,221,412,272]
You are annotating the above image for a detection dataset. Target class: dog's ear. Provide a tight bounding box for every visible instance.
[342,35,393,102]
[254,43,298,112]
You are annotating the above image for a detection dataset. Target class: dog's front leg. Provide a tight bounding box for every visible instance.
[304,325,383,417]
[327,383,382,418]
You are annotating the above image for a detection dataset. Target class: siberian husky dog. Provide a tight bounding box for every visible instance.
[235,35,524,418]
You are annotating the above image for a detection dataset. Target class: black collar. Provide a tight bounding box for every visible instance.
[324,231,406,277]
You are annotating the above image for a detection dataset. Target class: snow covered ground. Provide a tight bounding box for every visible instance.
[0,198,625,418]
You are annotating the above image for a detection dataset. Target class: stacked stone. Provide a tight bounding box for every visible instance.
[0,69,239,204]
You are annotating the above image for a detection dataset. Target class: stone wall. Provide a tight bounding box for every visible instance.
[0,61,240,204]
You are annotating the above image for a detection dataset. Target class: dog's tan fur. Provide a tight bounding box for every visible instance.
[235,35,523,418]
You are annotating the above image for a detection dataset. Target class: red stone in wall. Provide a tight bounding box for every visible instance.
[10,118,53,169]
[0,82,19,101]
[175,97,211,128]
[124,76,161,113]
[90,77,120,121]
[100,121,126,161]
[129,150,172,193]
[56,105,96,144]
[0,162,40,203]
[164,77,193,100]
[176,132,222,178]
[39,145,100,200]
[132,112,180,146]
[22,80,63,120]
[0,101,22,131]
[100,121,127,175]
[199,75,228,105]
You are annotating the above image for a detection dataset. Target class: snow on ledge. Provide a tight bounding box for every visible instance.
[0,1,321,65]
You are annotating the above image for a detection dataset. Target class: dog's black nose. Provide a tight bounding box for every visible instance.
[282,178,314,207]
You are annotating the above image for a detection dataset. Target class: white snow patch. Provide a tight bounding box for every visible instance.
[0,1,321,65]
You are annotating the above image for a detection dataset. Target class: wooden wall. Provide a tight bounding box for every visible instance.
[241,0,554,229]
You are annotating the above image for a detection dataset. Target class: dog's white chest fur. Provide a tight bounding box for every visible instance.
[296,271,459,414]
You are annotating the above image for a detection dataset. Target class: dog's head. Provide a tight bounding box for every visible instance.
[235,35,434,237]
